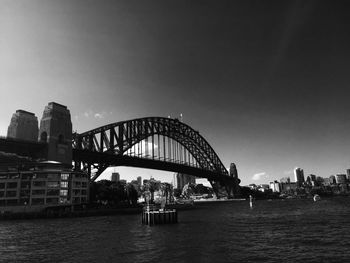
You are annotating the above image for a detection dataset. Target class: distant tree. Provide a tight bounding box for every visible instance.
[159,183,173,204]
[126,183,138,206]
[173,188,182,198]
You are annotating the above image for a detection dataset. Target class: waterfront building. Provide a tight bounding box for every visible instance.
[270,181,280,192]
[248,184,257,190]
[335,174,347,184]
[329,175,336,184]
[0,162,89,213]
[294,167,305,187]
[280,182,297,193]
[258,184,270,192]
[111,172,120,182]
[323,178,331,186]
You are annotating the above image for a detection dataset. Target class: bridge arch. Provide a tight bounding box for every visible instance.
[72,117,229,182]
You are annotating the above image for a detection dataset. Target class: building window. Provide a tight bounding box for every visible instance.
[0,191,4,197]
[31,198,45,205]
[21,173,31,180]
[35,174,47,179]
[73,189,80,196]
[59,197,68,204]
[47,181,60,188]
[9,174,19,179]
[32,189,46,196]
[82,182,87,188]
[60,181,68,188]
[61,173,69,180]
[5,191,17,197]
[46,198,59,204]
[21,181,30,189]
[19,198,29,205]
[47,173,60,180]
[60,189,68,196]
[47,189,60,196]
[20,190,30,197]
[0,183,5,189]
[7,182,18,189]
[33,181,46,187]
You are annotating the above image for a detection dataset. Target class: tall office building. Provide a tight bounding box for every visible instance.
[280,177,291,183]
[294,167,305,187]
[309,174,316,182]
[347,169,350,181]
[174,173,195,191]
[111,172,120,182]
[137,176,142,186]
[7,110,39,142]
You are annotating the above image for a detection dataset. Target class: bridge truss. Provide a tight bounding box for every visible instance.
[72,117,238,197]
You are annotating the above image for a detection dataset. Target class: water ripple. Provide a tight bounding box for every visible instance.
[0,198,349,262]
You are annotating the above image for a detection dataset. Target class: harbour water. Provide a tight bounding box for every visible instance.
[1,197,349,263]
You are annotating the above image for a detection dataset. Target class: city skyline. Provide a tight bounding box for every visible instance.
[1,1,350,185]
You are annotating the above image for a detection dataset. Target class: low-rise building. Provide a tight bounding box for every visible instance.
[335,174,347,184]
[0,162,89,213]
[270,181,280,193]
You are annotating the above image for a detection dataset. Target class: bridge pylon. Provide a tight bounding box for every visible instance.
[39,102,72,166]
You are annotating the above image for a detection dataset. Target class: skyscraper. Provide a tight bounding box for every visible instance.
[111,172,120,182]
[347,169,350,181]
[174,173,195,191]
[294,167,305,187]
[137,176,142,186]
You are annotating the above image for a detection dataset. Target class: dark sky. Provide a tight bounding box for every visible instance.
[1,0,349,185]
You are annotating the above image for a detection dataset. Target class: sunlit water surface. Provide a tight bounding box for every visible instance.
[0,197,349,263]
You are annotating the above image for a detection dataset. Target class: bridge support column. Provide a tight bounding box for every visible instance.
[39,102,72,166]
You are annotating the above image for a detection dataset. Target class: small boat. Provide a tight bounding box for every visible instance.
[313,194,321,202]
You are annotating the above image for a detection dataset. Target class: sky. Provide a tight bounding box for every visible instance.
[1,0,349,186]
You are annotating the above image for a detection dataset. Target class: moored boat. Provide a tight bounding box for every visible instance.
[313,194,321,202]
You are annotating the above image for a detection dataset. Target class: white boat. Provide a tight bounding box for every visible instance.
[313,194,321,202]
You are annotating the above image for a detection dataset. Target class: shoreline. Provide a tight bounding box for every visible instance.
[1,195,349,220]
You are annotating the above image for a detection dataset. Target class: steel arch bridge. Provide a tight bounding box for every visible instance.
[72,117,239,197]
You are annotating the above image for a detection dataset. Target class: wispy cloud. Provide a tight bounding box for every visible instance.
[83,110,108,119]
[94,113,104,119]
[252,172,266,181]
